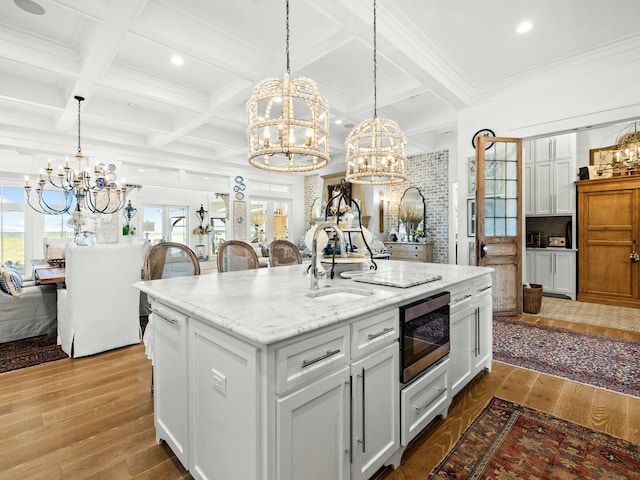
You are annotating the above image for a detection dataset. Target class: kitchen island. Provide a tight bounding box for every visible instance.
[135,260,493,480]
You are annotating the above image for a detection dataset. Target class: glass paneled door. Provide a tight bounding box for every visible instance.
[476,136,523,315]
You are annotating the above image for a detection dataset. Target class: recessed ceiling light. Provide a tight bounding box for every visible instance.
[171,55,184,66]
[335,119,343,125]
[517,21,532,34]
[138,169,145,172]
[14,0,45,15]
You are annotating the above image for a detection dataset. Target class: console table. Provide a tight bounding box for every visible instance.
[384,242,433,262]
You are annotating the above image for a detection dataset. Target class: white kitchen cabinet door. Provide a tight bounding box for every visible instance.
[189,320,260,480]
[553,133,574,159]
[525,250,535,285]
[524,163,534,216]
[277,366,351,480]
[534,161,553,215]
[534,137,553,162]
[351,342,400,480]
[473,291,493,373]
[552,251,576,298]
[448,305,473,397]
[553,159,575,214]
[153,307,189,468]
[533,250,554,291]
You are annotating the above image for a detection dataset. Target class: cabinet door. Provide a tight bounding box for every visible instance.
[449,305,473,397]
[525,250,535,285]
[534,137,552,162]
[473,292,493,372]
[524,163,534,216]
[533,250,554,291]
[351,343,400,480]
[189,321,260,480]
[553,133,574,160]
[553,158,575,214]
[154,308,189,467]
[553,251,576,298]
[534,162,552,214]
[277,367,350,480]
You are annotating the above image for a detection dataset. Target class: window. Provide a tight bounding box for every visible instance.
[0,186,26,273]
[142,205,188,245]
[250,198,290,243]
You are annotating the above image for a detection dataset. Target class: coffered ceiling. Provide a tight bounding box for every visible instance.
[1,0,640,173]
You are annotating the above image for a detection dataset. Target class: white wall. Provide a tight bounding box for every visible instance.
[454,59,640,264]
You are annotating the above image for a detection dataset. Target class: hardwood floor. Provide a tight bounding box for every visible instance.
[0,315,638,480]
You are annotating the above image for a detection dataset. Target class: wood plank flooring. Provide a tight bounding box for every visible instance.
[0,315,638,480]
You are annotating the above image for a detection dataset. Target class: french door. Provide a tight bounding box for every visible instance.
[476,136,523,315]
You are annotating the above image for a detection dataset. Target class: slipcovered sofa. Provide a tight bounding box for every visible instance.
[0,280,57,343]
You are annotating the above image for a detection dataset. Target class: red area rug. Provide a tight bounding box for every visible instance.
[428,397,640,479]
[0,334,68,373]
[493,317,640,397]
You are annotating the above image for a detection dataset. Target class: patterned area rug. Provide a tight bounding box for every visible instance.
[0,316,149,374]
[428,397,640,479]
[493,317,640,397]
[0,334,68,373]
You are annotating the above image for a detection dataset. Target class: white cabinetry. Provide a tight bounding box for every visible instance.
[528,133,576,215]
[277,309,399,480]
[527,249,576,299]
[151,304,189,468]
[448,277,492,398]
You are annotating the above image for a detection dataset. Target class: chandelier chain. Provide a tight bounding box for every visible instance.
[373,0,377,119]
[77,97,82,153]
[285,0,290,74]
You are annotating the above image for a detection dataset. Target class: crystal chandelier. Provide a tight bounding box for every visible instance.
[24,95,135,215]
[246,0,330,172]
[345,0,407,185]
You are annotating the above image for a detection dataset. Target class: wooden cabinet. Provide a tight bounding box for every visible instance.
[577,177,640,307]
[526,249,576,299]
[384,242,433,262]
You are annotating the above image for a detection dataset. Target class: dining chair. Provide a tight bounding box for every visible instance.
[217,240,260,272]
[143,242,201,280]
[269,239,302,267]
[142,242,200,393]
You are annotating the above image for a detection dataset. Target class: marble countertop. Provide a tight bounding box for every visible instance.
[135,261,492,346]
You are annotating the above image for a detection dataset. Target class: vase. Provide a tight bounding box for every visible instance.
[76,232,96,247]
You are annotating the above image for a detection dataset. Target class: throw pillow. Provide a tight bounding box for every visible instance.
[0,261,23,297]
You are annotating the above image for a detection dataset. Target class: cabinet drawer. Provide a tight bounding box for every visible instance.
[276,325,350,395]
[449,284,473,312]
[400,357,450,445]
[474,275,492,295]
[351,309,399,359]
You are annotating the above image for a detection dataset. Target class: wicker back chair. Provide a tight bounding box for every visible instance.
[217,240,260,272]
[143,242,201,280]
[269,239,302,267]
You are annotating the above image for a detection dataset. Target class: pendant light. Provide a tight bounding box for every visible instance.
[345,0,407,185]
[246,0,330,172]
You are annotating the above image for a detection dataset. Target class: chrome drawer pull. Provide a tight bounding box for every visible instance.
[478,285,492,292]
[367,327,393,340]
[150,308,179,325]
[301,349,341,368]
[453,294,472,303]
[415,387,447,415]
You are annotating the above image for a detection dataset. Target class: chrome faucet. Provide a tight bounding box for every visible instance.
[309,222,347,290]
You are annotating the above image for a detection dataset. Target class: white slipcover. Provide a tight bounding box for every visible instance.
[57,242,144,357]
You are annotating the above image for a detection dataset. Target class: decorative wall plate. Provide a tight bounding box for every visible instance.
[235,192,244,200]
[235,175,244,184]
[108,163,116,171]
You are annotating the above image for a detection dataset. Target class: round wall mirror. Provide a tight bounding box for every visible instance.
[398,187,425,242]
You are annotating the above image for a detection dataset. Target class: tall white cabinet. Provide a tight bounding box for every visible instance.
[524,132,577,300]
